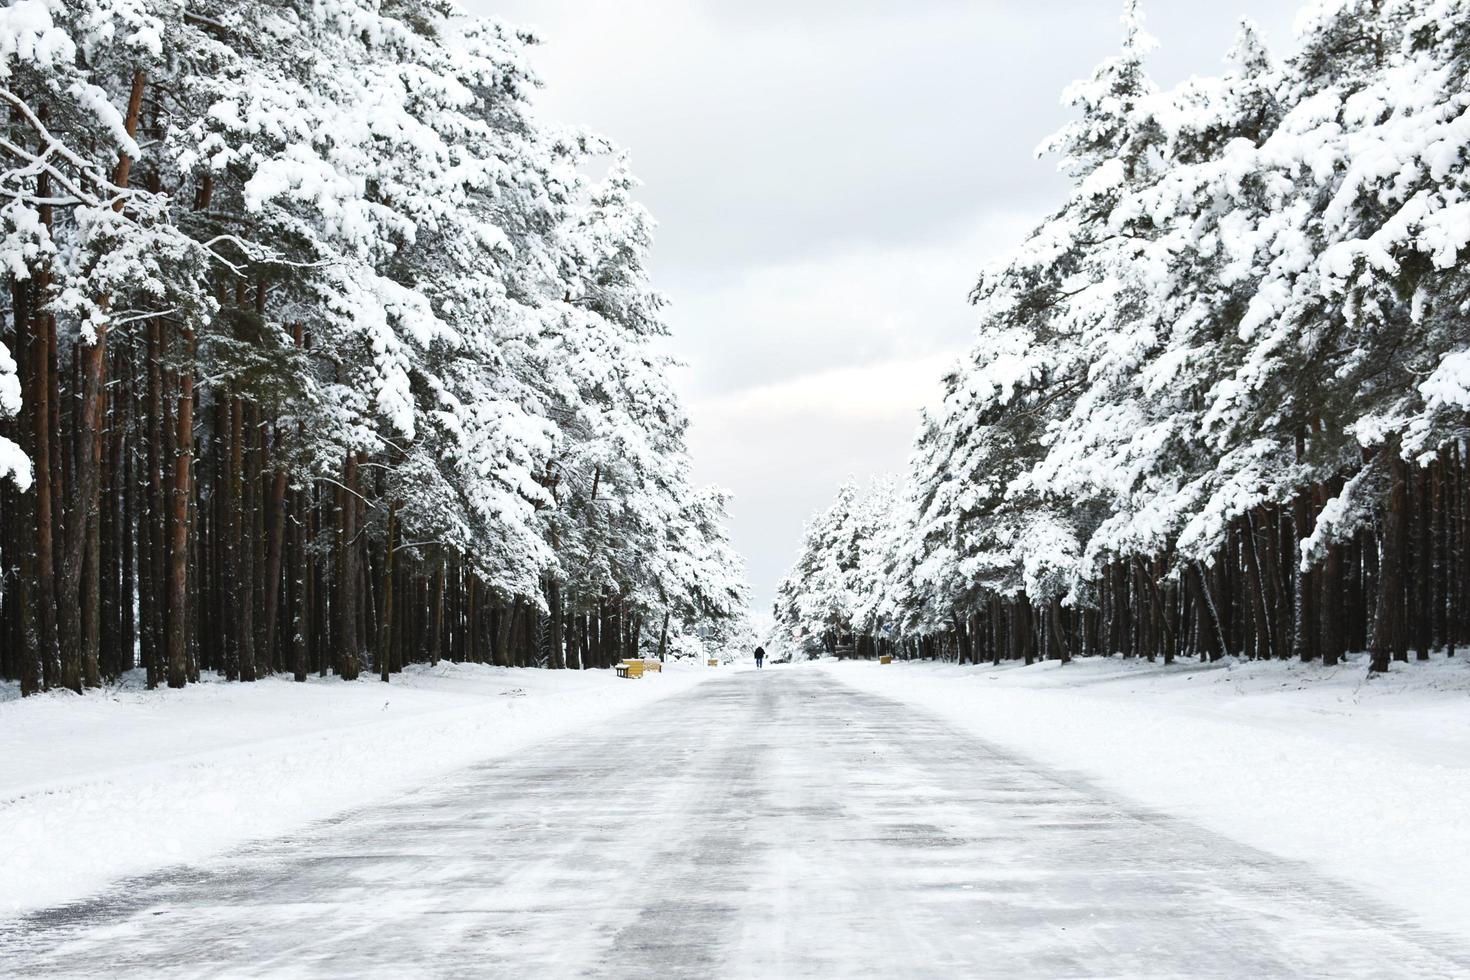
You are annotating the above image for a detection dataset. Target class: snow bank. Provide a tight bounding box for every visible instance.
[0,663,710,916]
[820,654,1470,943]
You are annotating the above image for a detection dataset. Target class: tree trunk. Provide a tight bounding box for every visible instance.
[1243,511,1274,660]
[143,316,165,688]
[1320,537,1343,668]
[1415,464,1432,660]
[1194,561,1228,661]
[548,578,566,669]
[430,562,445,667]
[291,485,309,682]
[262,458,288,672]
[336,453,361,680]
[165,329,193,689]
[951,612,973,665]
[1371,451,1407,673]
[231,397,256,681]
[1050,599,1070,663]
[378,500,398,683]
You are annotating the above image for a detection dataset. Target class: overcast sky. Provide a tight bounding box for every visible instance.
[466,0,1302,617]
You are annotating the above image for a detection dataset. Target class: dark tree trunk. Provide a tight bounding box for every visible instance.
[430,562,445,667]
[1050,599,1070,664]
[1415,464,1432,660]
[378,500,398,683]
[1371,451,1408,673]
[336,453,361,680]
[1194,561,1227,662]
[548,579,566,669]
[262,459,288,672]
[164,327,193,689]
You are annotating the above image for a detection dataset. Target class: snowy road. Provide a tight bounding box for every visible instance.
[4,669,1468,978]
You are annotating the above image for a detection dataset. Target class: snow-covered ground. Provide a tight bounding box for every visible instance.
[817,653,1470,943]
[0,662,711,917]
[9,651,1468,956]
[11,668,1465,977]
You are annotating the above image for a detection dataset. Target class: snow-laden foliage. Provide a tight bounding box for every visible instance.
[775,478,902,657]
[777,0,1470,672]
[0,0,746,692]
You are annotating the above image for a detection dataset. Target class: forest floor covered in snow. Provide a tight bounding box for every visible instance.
[818,652,1470,943]
[0,662,712,917]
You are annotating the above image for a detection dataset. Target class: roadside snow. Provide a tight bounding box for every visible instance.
[0,662,710,917]
[819,653,1470,943]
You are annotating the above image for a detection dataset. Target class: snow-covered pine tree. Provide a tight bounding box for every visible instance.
[783,0,1470,675]
[0,0,748,694]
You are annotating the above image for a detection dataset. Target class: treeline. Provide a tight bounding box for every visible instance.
[775,0,1470,674]
[0,1,747,696]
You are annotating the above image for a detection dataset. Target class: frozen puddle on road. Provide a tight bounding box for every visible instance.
[3,670,1467,978]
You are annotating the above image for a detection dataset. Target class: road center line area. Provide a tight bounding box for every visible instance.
[4,670,1467,979]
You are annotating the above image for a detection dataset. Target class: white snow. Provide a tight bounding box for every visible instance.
[818,654,1470,944]
[0,0,73,78]
[0,433,27,490]
[0,663,711,917]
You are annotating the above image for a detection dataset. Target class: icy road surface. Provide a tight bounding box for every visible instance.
[4,669,1467,978]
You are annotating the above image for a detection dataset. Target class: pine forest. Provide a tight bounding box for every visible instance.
[0,0,748,695]
[776,0,1470,674]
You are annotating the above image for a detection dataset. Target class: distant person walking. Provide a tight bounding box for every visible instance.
[754,646,766,669]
